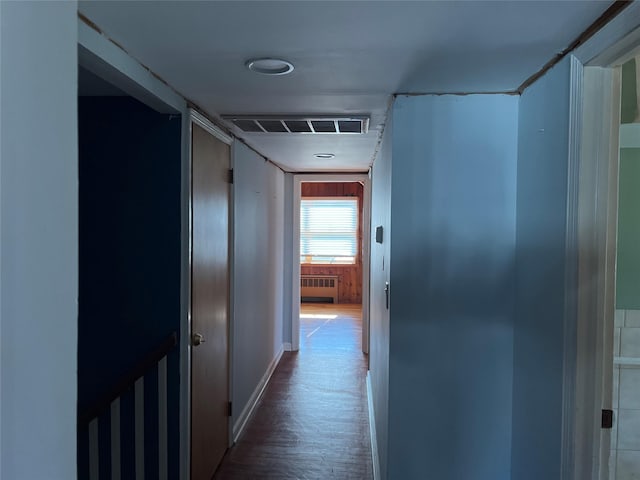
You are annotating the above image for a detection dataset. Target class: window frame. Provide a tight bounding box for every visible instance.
[299,195,360,266]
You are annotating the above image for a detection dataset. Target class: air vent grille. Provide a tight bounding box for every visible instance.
[260,120,288,133]
[285,120,312,133]
[233,119,263,133]
[311,120,336,133]
[223,116,369,134]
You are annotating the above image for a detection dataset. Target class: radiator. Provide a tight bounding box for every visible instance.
[300,275,338,303]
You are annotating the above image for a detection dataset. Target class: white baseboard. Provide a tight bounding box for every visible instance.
[283,342,292,351]
[367,372,381,480]
[232,345,284,443]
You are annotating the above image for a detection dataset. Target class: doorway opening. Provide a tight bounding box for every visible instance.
[76,64,182,479]
[607,55,640,480]
[292,174,371,354]
[299,181,364,353]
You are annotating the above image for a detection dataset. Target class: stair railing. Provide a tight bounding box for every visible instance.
[78,332,178,480]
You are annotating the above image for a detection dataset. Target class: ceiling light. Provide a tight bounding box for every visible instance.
[314,153,335,159]
[245,58,294,76]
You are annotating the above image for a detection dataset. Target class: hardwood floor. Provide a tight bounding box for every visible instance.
[213,303,373,479]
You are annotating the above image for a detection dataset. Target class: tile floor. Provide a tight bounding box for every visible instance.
[611,309,640,479]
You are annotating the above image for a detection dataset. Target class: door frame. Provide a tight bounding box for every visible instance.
[570,9,640,480]
[573,63,621,480]
[181,109,234,480]
[292,173,371,353]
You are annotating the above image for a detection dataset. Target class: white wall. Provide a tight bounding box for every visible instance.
[232,143,285,427]
[369,115,392,479]
[0,2,78,479]
[387,94,518,480]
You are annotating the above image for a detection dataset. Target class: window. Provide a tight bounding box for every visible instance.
[300,197,358,264]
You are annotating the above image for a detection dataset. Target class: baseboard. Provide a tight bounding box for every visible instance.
[367,372,381,480]
[283,342,292,351]
[232,344,284,443]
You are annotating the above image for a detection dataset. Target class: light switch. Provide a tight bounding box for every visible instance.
[375,226,383,243]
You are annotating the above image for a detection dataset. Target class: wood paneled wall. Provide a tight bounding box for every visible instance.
[301,182,363,304]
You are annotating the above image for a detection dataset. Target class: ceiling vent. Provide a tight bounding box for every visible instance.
[223,116,369,134]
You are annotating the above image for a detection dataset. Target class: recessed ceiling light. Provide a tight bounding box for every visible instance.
[314,153,335,159]
[245,58,294,76]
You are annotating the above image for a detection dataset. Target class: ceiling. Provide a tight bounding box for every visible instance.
[79,0,613,172]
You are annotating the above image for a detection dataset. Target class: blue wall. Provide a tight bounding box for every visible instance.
[388,94,517,480]
[369,114,392,479]
[78,96,181,479]
[512,57,572,480]
[1,3,79,477]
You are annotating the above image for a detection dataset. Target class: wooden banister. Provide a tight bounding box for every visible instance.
[78,332,178,426]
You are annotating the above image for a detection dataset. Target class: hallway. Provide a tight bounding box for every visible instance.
[214,304,373,479]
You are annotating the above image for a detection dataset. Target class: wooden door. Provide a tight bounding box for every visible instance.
[191,122,230,480]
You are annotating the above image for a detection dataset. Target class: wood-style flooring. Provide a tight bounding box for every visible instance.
[213,303,373,479]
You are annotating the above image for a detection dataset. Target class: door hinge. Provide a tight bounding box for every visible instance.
[602,409,614,429]
[227,401,232,417]
[227,169,234,184]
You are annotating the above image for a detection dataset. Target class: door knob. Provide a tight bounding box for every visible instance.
[192,333,206,346]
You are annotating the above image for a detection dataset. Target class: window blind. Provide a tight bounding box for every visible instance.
[300,197,358,264]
